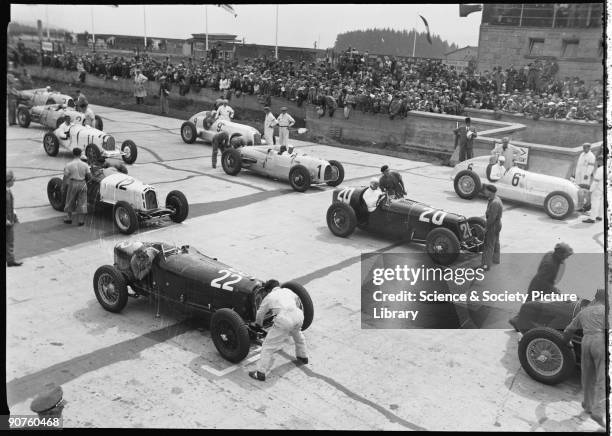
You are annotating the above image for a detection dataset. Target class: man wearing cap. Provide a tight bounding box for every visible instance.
[63,148,91,226]
[489,156,506,181]
[563,288,606,428]
[57,115,73,140]
[276,107,295,148]
[491,137,520,170]
[263,106,277,145]
[363,178,384,212]
[453,117,477,162]
[525,242,574,302]
[77,101,96,128]
[215,99,234,122]
[248,279,308,382]
[379,165,406,199]
[583,155,604,223]
[159,75,170,115]
[30,384,64,419]
[75,89,87,108]
[211,130,229,169]
[481,184,503,270]
[6,170,22,267]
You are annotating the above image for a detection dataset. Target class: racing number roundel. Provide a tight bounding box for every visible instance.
[216,122,224,133]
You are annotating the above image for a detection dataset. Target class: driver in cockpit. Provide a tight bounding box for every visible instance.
[363,177,384,212]
[489,156,506,182]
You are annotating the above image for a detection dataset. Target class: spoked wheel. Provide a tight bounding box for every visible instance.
[112,201,138,234]
[425,227,460,265]
[289,164,311,192]
[93,265,128,313]
[43,132,60,156]
[180,121,197,144]
[453,170,481,199]
[326,202,357,237]
[518,327,576,385]
[210,308,250,363]
[544,191,574,220]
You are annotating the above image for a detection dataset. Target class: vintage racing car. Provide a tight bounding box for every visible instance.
[93,241,314,362]
[15,87,74,108]
[181,110,264,145]
[221,145,345,192]
[326,186,485,265]
[513,298,588,385]
[17,103,103,130]
[47,163,188,234]
[451,156,583,220]
[42,123,137,164]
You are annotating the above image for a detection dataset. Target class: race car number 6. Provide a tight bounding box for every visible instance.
[211,269,242,291]
[419,208,447,225]
[216,122,224,132]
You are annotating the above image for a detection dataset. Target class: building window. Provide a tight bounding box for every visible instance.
[561,39,579,58]
[528,38,545,56]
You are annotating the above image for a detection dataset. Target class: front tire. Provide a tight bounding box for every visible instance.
[326,202,357,237]
[47,177,65,211]
[289,164,311,192]
[518,327,576,385]
[113,201,139,234]
[17,107,31,128]
[210,308,251,363]
[43,132,60,156]
[221,148,242,175]
[326,160,345,187]
[281,281,314,331]
[544,191,574,220]
[425,227,460,265]
[181,121,197,144]
[467,216,486,247]
[454,170,482,199]
[93,265,129,313]
[121,140,138,164]
[166,190,189,223]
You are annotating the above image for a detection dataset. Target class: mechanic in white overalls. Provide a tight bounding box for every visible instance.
[263,106,277,145]
[215,100,234,121]
[583,155,603,224]
[249,280,308,382]
[276,107,295,147]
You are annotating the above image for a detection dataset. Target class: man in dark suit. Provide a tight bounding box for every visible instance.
[453,117,478,162]
[6,170,22,266]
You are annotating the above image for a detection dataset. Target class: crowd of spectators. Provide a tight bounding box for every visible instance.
[11,43,604,123]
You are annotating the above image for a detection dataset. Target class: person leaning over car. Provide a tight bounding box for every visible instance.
[378,165,406,199]
[481,184,503,271]
[63,148,91,226]
[211,130,229,169]
[78,101,96,128]
[248,279,308,382]
[363,178,384,212]
[563,288,606,429]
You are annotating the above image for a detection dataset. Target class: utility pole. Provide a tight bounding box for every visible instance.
[143,5,148,52]
[275,4,279,59]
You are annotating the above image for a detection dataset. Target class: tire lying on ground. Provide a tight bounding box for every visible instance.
[210,308,251,363]
[47,177,66,211]
[280,281,314,331]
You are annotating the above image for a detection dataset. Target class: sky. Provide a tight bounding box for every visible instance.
[9,4,483,49]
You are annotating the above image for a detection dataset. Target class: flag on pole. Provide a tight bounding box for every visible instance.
[218,4,237,17]
[459,4,482,17]
[419,15,432,44]
[381,37,385,43]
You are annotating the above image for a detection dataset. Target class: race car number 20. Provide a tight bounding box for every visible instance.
[419,208,447,225]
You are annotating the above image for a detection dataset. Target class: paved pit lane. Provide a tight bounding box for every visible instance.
[5,106,604,430]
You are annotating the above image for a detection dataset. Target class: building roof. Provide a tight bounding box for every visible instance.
[190,33,238,41]
[94,33,185,43]
[444,46,478,56]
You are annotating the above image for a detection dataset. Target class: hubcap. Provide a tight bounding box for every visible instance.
[332,210,347,230]
[459,175,475,194]
[19,112,26,123]
[548,195,569,217]
[293,173,305,186]
[430,235,451,254]
[183,126,192,140]
[115,206,131,230]
[44,136,54,152]
[98,273,118,305]
[217,321,237,349]
[526,338,563,376]
[123,145,131,159]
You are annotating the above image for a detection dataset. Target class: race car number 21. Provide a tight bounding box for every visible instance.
[211,269,243,291]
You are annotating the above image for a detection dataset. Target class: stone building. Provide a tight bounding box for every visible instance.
[476,3,604,82]
[443,46,478,73]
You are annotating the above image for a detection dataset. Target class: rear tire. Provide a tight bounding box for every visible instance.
[43,132,60,156]
[544,191,574,220]
[112,201,139,234]
[326,160,345,187]
[454,170,481,199]
[281,281,314,331]
[93,265,129,313]
[518,327,576,385]
[326,202,357,237]
[47,177,65,211]
[181,121,197,144]
[289,164,311,192]
[210,308,250,363]
[85,144,101,164]
[166,190,189,223]
[425,227,460,265]
[121,140,138,164]
[17,107,31,128]
[221,148,242,175]
[467,216,486,249]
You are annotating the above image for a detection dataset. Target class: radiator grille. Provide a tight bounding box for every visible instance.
[144,190,158,210]
[103,135,115,151]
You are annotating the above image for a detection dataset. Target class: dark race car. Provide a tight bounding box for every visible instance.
[326,186,485,265]
[513,298,588,385]
[93,242,314,363]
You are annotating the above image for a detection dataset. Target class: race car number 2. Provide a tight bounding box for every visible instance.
[419,208,447,225]
[211,269,243,291]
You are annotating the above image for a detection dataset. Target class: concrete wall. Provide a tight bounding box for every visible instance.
[464,108,604,146]
[477,25,603,82]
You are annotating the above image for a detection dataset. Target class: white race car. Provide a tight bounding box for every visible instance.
[451,156,583,220]
[221,145,344,192]
[16,87,74,108]
[180,110,264,145]
[42,123,138,164]
[18,103,103,130]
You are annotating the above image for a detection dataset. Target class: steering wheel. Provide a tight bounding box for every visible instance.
[375,194,387,208]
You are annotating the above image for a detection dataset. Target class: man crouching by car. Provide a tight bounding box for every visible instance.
[249,280,308,382]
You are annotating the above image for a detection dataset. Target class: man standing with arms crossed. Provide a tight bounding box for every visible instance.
[583,155,604,223]
[276,107,295,150]
[63,148,91,226]
[263,106,277,145]
[573,143,596,212]
[481,184,503,270]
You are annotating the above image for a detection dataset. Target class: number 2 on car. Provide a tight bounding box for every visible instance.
[419,208,447,225]
[210,269,243,291]
[337,187,355,204]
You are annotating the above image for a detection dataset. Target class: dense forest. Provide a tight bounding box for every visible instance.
[334,28,459,58]
[8,21,71,37]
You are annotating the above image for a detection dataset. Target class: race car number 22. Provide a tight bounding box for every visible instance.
[211,269,243,291]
